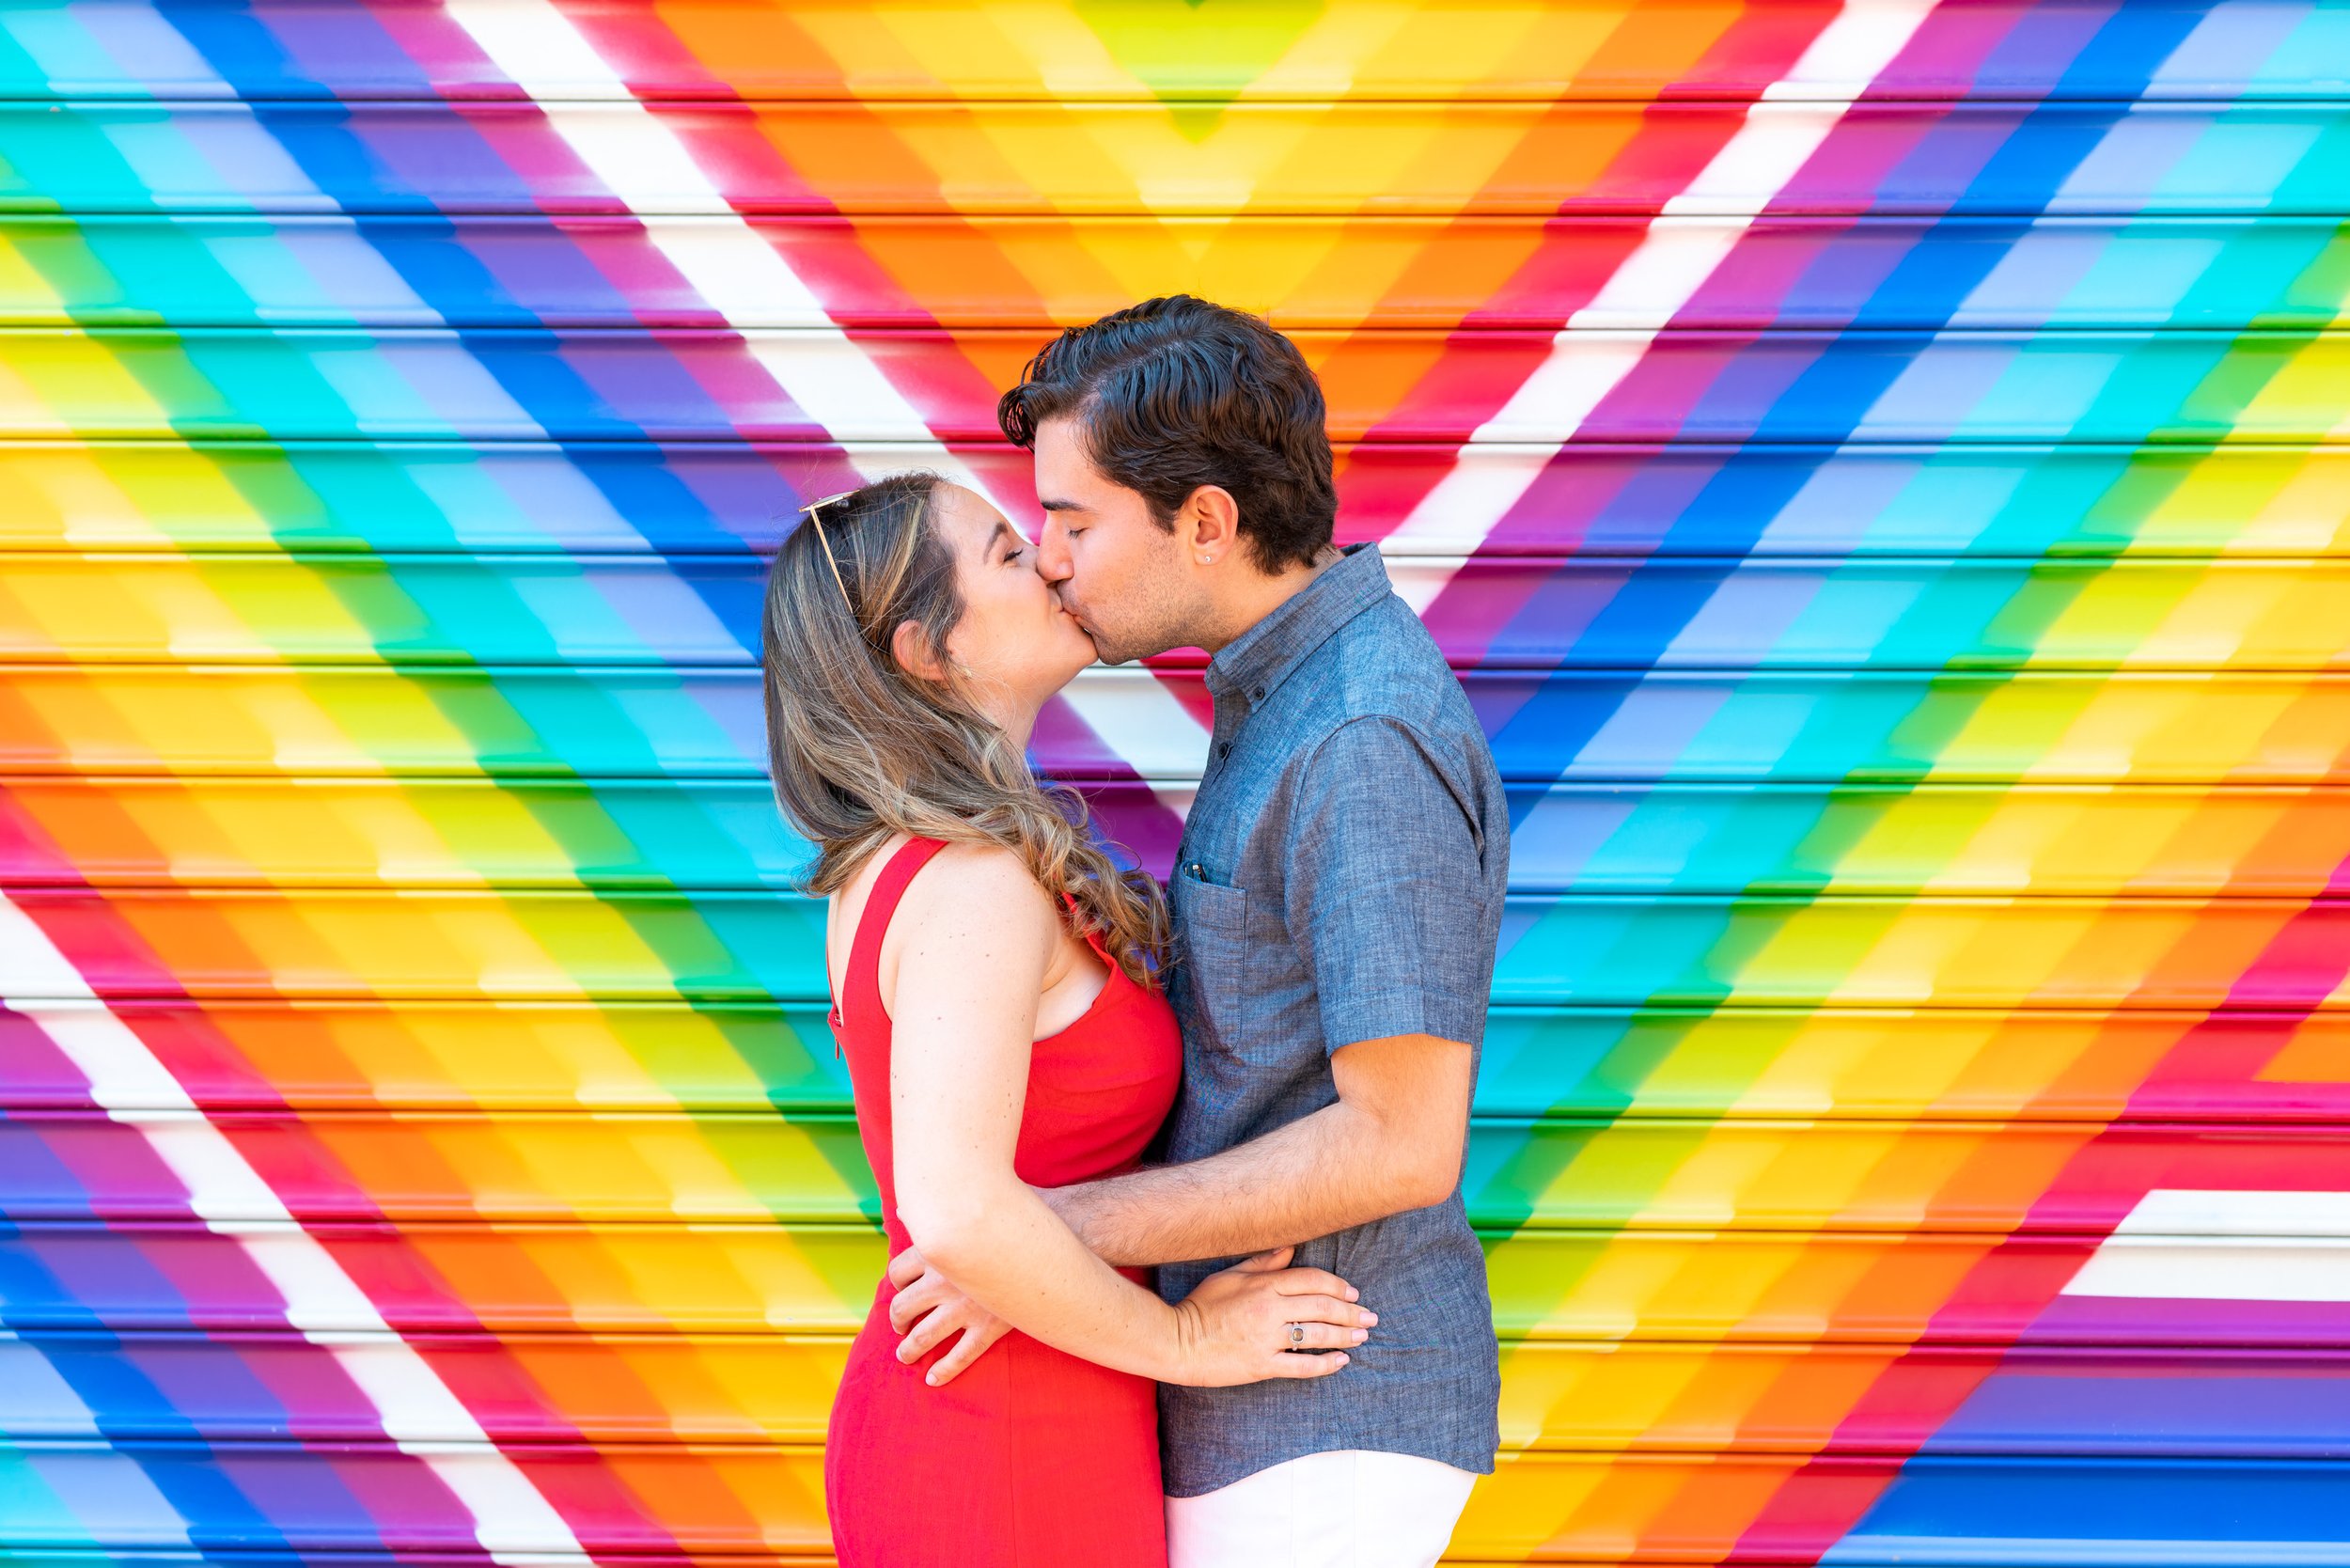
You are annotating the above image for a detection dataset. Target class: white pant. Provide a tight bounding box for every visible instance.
[1166,1449,1477,1568]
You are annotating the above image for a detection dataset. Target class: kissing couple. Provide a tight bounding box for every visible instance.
[764,296,1510,1568]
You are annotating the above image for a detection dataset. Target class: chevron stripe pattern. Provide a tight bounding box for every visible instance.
[7,0,2350,1561]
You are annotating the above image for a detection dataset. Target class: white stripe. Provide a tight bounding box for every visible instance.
[1058,671,1214,783]
[130,1112,292,1224]
[1663,104,1850,218]
[443,0,1006,495]
[2062,1190,2350,1302]
[226,1223,405,1334]
[2064,1237,2350,1303]
[647,218,829,321]
[1762,0,1942,102]
[2113,1187,2350,1238]
[13,1002,184,1108]
[440,0,1198,789]
[433,0,634,100]
[539,103,739,207]
[1384,0,1940,558]
[1570,217,1755,329]
[1384,555,1469,617]
[1459,332,1660,445]
[0,901,89,996]
[3,899,589,1561]
[335,1340,513,1444]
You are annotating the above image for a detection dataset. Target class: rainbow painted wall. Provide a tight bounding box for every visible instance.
[5,0,2350,1560]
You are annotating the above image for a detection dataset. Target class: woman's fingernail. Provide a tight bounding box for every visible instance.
[1351,1328,1368,1343]
[1363,1311,1378,1326]
[926,1372,941,1387]
[1346,1287,1360,1301]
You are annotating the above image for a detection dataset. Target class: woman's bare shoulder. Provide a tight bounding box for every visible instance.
[876,840,1101,1022]
[901,840,1053,917]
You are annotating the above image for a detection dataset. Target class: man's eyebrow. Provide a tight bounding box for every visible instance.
[1038,496,1087,512]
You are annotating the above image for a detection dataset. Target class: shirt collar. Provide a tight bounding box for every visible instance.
[1204,542,1393,708]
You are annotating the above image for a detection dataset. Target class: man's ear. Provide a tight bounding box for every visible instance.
[891,619,949,683]
[1183,485,1242,565]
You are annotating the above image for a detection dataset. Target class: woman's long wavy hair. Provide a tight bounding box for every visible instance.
[762,472,1168,986]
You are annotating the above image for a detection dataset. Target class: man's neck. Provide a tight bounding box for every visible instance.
[1195,544,1346,656]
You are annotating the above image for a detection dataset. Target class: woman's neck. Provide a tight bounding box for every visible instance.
[977,689,1043,750]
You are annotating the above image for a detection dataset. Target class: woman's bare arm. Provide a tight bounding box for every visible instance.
[882,843,1370,1387]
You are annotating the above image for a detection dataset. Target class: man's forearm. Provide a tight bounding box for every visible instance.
[1047,1097,1445,1267]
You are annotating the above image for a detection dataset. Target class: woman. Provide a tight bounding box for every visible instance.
[763,473,1374,1567]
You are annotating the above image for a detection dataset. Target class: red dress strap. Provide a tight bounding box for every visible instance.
[840,836,949,1030]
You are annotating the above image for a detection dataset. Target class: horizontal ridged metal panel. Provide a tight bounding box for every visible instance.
[7,102,2350,215]
[7,552,2350,669]
[15,777,2350,895]
[17,665,2350,780]
[3,326,2348,443]
[7,441,2347,558]
[8,2,2350,1562]
[8,0,2337,102]
[8,214,2350,331]
[12,886,2350,1005]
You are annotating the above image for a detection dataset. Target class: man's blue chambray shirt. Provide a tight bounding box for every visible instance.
[1156,541,1509,1497]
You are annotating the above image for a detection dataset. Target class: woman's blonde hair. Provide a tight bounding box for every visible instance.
[762,472,1167,985]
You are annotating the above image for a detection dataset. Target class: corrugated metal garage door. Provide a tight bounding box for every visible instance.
[5,1,2350,1560]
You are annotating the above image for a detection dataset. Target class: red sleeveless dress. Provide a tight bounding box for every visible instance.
[823,838,1183,1567]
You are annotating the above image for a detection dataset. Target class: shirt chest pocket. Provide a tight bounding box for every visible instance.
[1170,863,1273,1056]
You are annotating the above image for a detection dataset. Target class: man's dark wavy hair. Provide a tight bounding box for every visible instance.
[996,295,1338,573]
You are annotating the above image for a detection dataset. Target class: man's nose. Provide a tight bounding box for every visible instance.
[1034,517,1073,583]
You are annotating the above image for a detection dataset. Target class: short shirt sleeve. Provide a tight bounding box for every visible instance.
[1283,714,1498,1053]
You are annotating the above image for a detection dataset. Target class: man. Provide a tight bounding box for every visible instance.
[885,294,1509,1566]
